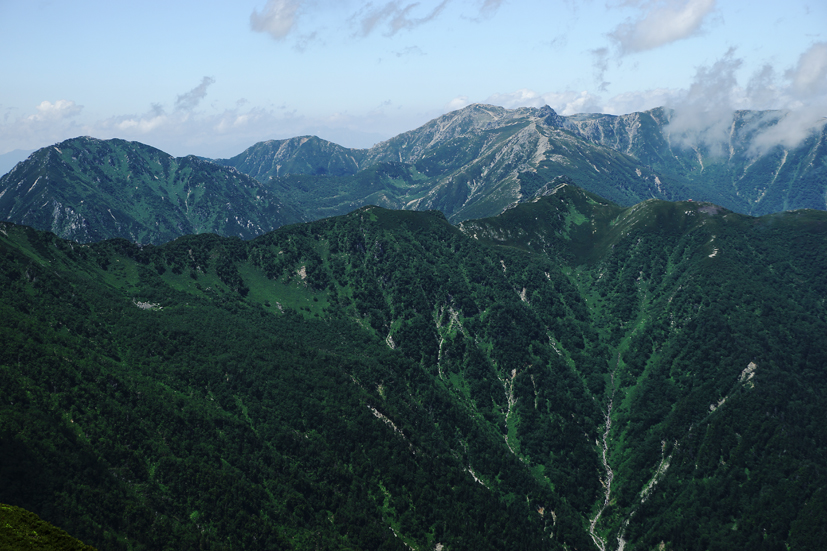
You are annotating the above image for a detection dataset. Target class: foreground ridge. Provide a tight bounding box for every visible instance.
[1,187,826,550]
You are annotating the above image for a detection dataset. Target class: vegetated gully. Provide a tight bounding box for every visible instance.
[566,266,623,551]
[589,361,619,551]
[574,262,656,551]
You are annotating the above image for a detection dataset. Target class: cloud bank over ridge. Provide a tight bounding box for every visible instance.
[665,43,827,154]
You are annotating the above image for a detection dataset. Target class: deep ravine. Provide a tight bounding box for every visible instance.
[589,360,619,551]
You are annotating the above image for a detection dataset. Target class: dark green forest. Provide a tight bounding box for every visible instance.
[1,185,827,550]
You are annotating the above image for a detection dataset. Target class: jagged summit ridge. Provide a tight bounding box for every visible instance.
[365,103,564,164]
[3,104,825,245]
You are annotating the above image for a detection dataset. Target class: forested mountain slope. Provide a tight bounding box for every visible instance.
[0,137,305,244]
[2,186,826,550]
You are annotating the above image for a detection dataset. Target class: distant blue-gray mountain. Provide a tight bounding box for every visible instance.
[0,137,305,244]
[2,104,824,244]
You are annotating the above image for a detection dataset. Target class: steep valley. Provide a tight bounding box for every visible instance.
[2,185,826,550]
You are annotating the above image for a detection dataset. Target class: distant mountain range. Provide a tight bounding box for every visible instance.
[564,107,827,216]
[2,104,825,244]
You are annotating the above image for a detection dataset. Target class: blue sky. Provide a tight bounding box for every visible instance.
[1,0,825,158]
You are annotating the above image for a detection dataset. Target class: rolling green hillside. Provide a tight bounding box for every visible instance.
[0,137,305,245]
[1,186,826,550]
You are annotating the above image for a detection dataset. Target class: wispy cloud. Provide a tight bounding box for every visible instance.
[251,1,504,46]
[251,0,303,40]
[609,0,718,54]
[470,0,505,20]
[175,77,215,112]
[446,95,471,111]
[395,45,425,57]
[591,47,611,92]
[112,103,168,134]
[590,0,718,89]
[1,100,85,154]
[601,88,681,114]
[293,31,320,52]
[356,1,450,36]
[749,41,827,153]
[0,78,404,157]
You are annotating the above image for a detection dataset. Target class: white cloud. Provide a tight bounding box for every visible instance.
[485,89,546,109]
[0,89,402,158]
[251,0,303,40]
[744,64,781,111]
[601,88,681,114]
[482,87,682,117]
[446,95,471,111]
[113,106,168,134]
[665,48,741,153]
[610,0,717,54]
[787,41,827,98]
[750,108,826,153]
[749,42,827,153]
[546,91,604,115]
[0,100,85,154]
[27,100,83,122]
